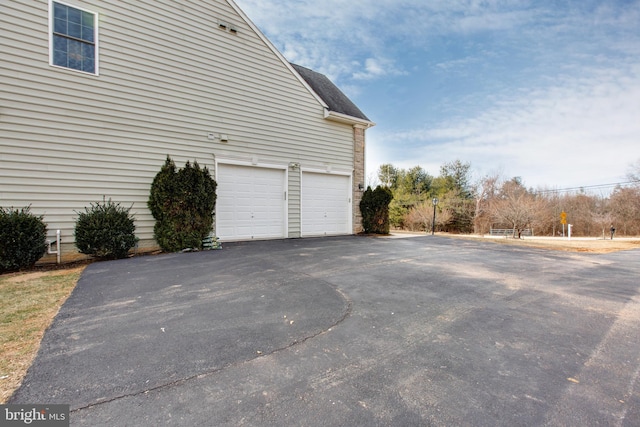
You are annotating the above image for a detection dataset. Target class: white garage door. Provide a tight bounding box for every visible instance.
[301,172,351,237]
[216,164,286,241]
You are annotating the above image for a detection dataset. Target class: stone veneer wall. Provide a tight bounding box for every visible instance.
[352,125,366,233]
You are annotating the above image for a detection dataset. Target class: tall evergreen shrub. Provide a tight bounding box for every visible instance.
[360,186,393,234]
[0,206,48,272]
[148,156,217,252]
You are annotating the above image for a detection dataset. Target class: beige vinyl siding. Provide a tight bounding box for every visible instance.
[287,168,302,238]
[0,0,355,256]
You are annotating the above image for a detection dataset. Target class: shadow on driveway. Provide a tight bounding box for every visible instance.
[10,236,640,426]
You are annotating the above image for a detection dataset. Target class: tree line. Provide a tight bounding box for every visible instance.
[372,159,640,237]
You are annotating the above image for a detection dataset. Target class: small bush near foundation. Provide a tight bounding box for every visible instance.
[75,198,137,259]
[0,206,48,273]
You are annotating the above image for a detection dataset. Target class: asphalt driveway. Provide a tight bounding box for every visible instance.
[10,236,640,426]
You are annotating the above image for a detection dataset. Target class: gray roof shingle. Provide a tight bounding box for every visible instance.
[291,63,370,122]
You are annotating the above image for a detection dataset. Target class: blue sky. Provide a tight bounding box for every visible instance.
[235,0,640,191]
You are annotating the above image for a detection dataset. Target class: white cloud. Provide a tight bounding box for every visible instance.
[352,58,406,80]
[235,0,542,83]
[369,61,640,188]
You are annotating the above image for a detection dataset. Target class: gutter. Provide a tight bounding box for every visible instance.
[324,109,376,128]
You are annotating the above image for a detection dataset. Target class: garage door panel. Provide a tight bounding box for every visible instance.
[217,164,285,241]
[301,172,350,237]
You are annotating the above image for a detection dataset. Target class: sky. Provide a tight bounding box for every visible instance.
[234,0,640,191]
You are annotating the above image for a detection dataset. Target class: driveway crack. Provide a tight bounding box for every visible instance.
[71,279,352,414]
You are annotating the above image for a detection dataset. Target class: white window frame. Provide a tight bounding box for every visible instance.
[48,0,99,75]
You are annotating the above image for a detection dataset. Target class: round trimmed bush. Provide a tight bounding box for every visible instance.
[0,206,48,273]
[75,198,137,259]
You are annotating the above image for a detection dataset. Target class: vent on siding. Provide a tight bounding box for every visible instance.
[218,20,238,34]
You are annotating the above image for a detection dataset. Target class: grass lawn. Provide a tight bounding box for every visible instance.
[0,266,84,403]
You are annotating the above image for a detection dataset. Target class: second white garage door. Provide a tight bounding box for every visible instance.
[216,164,286,241]
[301,172,351,237]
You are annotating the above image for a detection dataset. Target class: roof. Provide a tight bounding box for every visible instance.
[290,63,372,124]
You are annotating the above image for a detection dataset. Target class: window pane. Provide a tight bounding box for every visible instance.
[53,35,67,53]
[68,56,82,71]
[82,43,94,59]
[53,49,68,68]
[67,7,81,24]
[68,22,81,39]
[81,11,94,29]
[53,35,68,67]
[81,25,94,42]
[67,39,83,70]
[54,17,67,35]
[68,39,82,56]
[82,58,95,74]
[53,3,67,20]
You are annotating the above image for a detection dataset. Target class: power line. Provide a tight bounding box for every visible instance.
[534,180,640,195]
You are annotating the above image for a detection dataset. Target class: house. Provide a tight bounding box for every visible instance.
[0,0,374,260]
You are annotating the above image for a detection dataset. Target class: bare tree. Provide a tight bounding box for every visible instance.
[404,201,453,232]
[563,193,597,236]
[609,186,640,235]
[532,189,563,236]
[366,171,380,188]
[473,173,501,234]
[591,196,613,239]
[490,178,546,238]
[627,158,640,184]
[403,201,431,231]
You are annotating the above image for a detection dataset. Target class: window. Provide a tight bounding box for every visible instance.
[50,1,98,74]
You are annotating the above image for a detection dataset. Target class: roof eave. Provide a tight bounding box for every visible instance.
[324,109,375,128]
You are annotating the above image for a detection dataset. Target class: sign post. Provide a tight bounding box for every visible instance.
[560,211,567,237]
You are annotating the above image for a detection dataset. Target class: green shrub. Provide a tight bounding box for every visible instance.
[75,198,137,259]
[148,156,217,252]
[0,206,48,273]
[360,186,393,234]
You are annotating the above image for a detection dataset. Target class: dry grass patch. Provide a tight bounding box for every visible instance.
[0,266,84,403]
[446,234,640,254]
